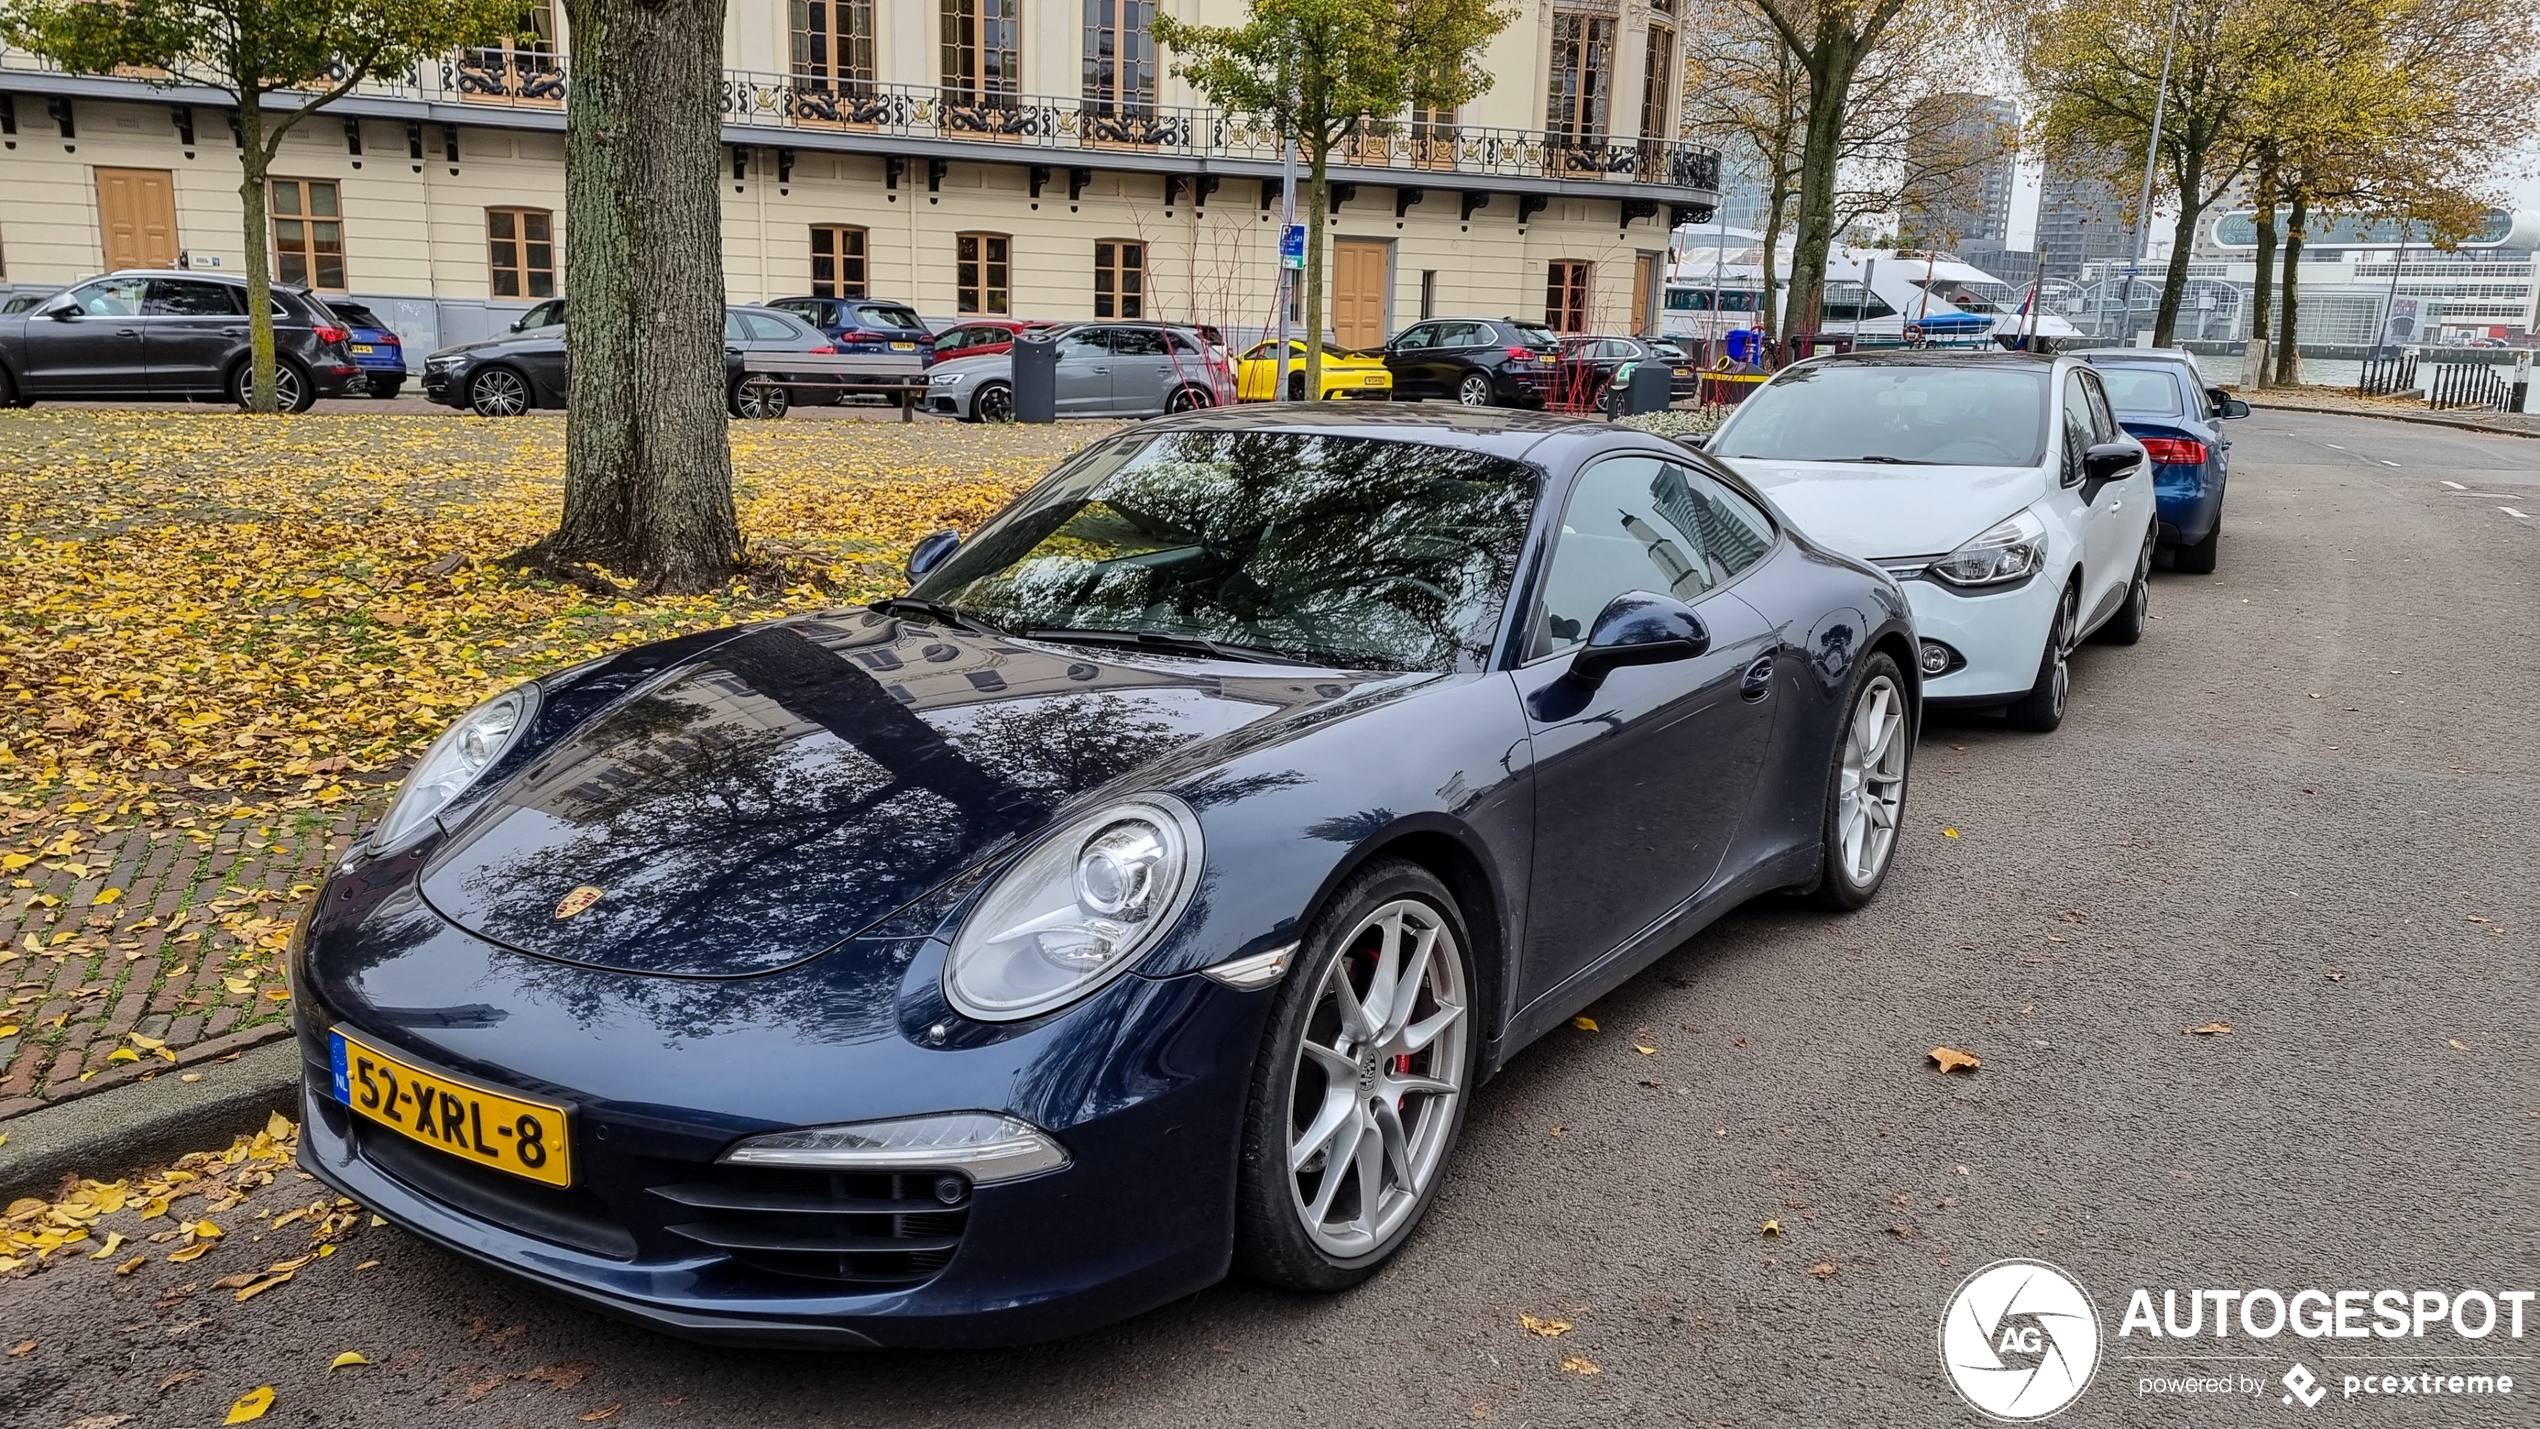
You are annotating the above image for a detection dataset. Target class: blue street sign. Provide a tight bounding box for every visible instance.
[1280,224,1305,270]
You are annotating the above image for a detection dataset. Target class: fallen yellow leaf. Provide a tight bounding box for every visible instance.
[1570,1016,1599,1032]
[108,1047,141,1064]
[168,1241,215,1263]
[235,1271,294,1301]
[2188,1023,2232,1036]
[1559,1355,1601,1375]
[331,1351,370,1370]
[1942,827,1960,838]
[1632,1043,1656,1055]
[88,1231,127,1260]
[1929,1046,1981,1074]
[115,1255,147,1275]
[225,1386,276,1423]
[580,1404,623,1422]
[1519,1313,1572,1337]
[1761,1219,1782,1236]
[93,887,123,905]
[265,1112,293,1139]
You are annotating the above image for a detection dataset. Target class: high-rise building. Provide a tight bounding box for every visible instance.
[2031,151,2136,282]
[1898,95,2016,250]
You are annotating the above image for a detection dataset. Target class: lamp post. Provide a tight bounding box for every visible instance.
[2120,0,2184,344]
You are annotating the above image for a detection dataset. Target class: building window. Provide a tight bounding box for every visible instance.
[269,178,345,290]
[1547,260,1592,331]
[791,0,875,96]
[1638,24,1674,141]
[1420,270,1437,319]
[1083,0,1156,119]
[811,225,868,298]
[957,231,1010,314]
[942,0,1021,107]
[462,0,562,103]
[1094,239,1144,317]
[1546,12,1614,145]
[487,207,556,298]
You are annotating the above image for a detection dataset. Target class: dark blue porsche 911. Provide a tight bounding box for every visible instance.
[292,405,1920,1348]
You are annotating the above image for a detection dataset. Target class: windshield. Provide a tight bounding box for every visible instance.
[2089,364,2186,415]
[910,430,1540,672]
[1712,363,2050,466]
[854,303,924,330]
[1510,322,1562,350]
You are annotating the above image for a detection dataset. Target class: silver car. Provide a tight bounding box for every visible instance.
[926,322,1233,421]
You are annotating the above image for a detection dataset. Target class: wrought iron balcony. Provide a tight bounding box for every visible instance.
[0,47,1720,196]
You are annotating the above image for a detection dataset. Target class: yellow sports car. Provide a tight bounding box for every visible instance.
[1234,340,1394,401]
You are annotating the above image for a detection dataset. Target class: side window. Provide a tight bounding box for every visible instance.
[2059,372,2094,486]
[1111,328,1166,357]
[2080,370,2119,441]
[723,312,748,342]
[1530,456,1777,659]
[1391,324,1434,352]
[72,278,150,316]
[145,280,245,316]
[935,327,972,353]
[1057,328,1112,358]
[741,312,798,341]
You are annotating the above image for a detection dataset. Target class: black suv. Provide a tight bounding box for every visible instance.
[0,271,359,411]
[1379,317,1563,407]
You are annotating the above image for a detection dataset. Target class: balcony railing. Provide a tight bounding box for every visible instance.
[0,48,1719,194]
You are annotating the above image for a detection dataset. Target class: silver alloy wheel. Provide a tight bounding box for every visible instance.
[1837,673,1908,885]
[470,367,529,418]
[1457,372,1493,406]
[735,376,787,419]
[1287,898,1468,1260]
[2047,589,2075,717]
[975,382,1013,422]
[235,363,304,411]
[1168,384,1209,413]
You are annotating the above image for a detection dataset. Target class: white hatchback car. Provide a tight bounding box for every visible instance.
[1703,353,2154,732]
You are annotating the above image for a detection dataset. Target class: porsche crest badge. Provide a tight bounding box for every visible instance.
[554,885,605,920]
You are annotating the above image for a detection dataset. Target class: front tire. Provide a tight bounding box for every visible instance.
[1235,859,1475,1292]
[1812,654,1911,909]
[972,381,1013,423]
[2003,583,2078,733]
[467,366,531,418]
[1456,371,1494,407]
[1168,384,1212,413]
[2095,524,2154,645]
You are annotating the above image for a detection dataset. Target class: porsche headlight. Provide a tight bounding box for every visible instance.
[944,796,1203,1022]
[1926,508,2049,588]
[370,684,538,851]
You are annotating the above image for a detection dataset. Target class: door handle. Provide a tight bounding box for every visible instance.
[114,328,139,337]
[222,326,247,335]
[1740,655,1775,700]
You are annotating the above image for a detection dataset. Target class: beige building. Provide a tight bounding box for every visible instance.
[0,0,1717,363]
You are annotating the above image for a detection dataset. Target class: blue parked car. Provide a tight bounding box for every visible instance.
[767,295,932,399]
[322,299,409,399]
[2079,349,2249,573]
[291,405,1923,1348]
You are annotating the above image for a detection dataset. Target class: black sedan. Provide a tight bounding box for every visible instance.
[292,405,1919,1348]
[0,270,359,411]
[420,302,836,417]
[1559,334,1702,405]
[1380,317,1563,406]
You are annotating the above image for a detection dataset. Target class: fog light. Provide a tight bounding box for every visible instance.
[1919,640,1957,676]
[933,1175,967,1205]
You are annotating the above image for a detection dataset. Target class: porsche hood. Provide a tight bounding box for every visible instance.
[417,613,1361,977]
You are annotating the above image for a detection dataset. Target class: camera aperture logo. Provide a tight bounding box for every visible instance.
[1941,1259,2104,1421]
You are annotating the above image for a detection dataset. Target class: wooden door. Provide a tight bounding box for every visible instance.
[1331,238,1390,350]
[96,168,180,272]
[1631,252,1661,336]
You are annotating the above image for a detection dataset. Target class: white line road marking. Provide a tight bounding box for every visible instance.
[2326,443,2346,449]
[2442,480,2467,489]
[2382,460,2402,467]
[2504,507,2531,520]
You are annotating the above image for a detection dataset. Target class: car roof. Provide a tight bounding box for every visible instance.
[2078,347,2200,365]
[1809,349,2058,368]
[1125,397,1631,458]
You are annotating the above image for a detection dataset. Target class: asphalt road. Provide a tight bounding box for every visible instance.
[6,408,2535,1428]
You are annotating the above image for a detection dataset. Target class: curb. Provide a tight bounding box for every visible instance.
[0,1021,296,1122]
[0,1037,302,1203]
[2245,396,2540,440]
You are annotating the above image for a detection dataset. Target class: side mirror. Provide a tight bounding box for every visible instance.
[2217,395,2250,419]
[1568,591,1709,688]
[2083,441,2140,488]
[906,529,961,582]
[1679,433,1711,451]
[48,306,79,321]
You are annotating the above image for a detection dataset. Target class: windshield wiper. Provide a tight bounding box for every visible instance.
[868,597,1008,635]
[1020,626,1308,666]
[1845,455,1939,465]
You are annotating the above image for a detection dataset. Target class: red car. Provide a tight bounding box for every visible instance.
[930,319,1059,363]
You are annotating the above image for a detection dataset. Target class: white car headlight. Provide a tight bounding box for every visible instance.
[944,796,1203,1022]
[1927,509,2049,588]
[930,370,971,386]
[721,1112,1068,1182]
[370,684,538,851]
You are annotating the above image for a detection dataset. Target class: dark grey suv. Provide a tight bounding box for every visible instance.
[0,271,360,411]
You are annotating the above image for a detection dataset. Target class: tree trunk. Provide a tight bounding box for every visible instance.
[539,0,739,594]
[2246,161,2276,389]
[2150,150,2203,348]
[1784,59,1851,351]
[1303,143,1328,402]
[235,99,278,413]
[2275,188,2307,386]
[1760,184,1790,344]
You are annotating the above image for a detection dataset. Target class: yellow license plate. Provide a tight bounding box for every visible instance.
[350,344,375,354]
[330,1028,573,1187]
[1363,374,1383,384]
[890,341,916,350]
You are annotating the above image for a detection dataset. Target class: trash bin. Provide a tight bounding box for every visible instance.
[1012,333,1058,423]
[1626,358,1671,414]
